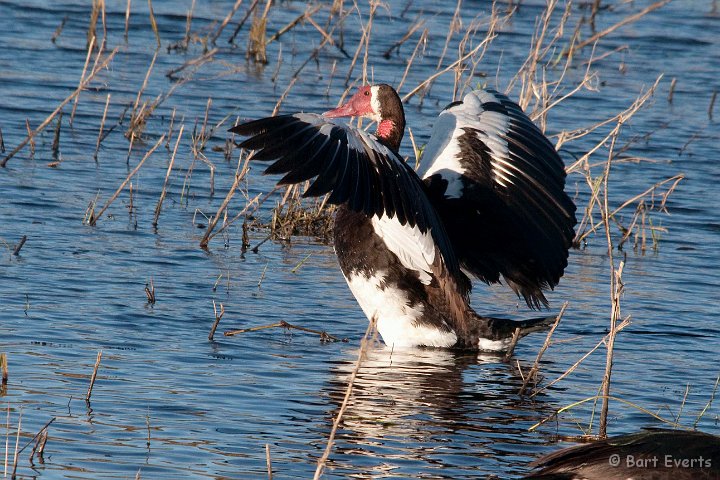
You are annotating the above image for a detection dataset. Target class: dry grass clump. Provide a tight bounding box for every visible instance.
[263,185,336,242]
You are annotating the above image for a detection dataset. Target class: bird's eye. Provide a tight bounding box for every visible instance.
[364,90,370,96]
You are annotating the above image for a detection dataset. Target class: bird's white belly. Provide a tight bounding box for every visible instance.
[344,271,458,348]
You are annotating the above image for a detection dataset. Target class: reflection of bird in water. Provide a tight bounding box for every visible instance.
[231,84,575,351]
[320,345,553,477]
[523,428,720,480]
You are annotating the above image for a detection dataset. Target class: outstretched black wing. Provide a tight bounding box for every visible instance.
[418,89,577,308]
[230,113,463,282]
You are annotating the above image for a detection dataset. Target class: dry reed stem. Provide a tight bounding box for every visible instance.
[25,120,35,157]
[435,0,463,70]
[0,353,7,386]
[211,0,244,45]
[10,412,21,478]
[569,0,672,56]
[86,351,102,402]
[127,48,159,139]
[343,1,378,86]
[313,317,377,479]
[529,394,688,433]
[597,110,627,436]
[224,320,346,343]
[199,154,253,248]
[396,28,428,93]
[305,11,347,57]
[208,300,225,341]
[265,443,273,479]
[153,124,185,227]
[12,236,27,256]
[145,278,156,304]
[694,374,720,428]
[70,36,96,126]
[503,327,522,362]
[531,316,631,398]
[94,93,112,161]
[1,47,119,167]
[229,0,260,44]
[247,0,272,63]
[124,0,131,40]
[166,48,218,79]
[268,4,322,44]
[570,76,664,244]
[271,77,298,116]
[4,405,9,476]
[19,417,55,464]
[90,134,166,225]
[50,111,63,162]
[519,301,568,395]
[51,16,68,43]
[148,0,161,47]
[401,34,495,102]
[383,18,425,59]
[709,90,717,120]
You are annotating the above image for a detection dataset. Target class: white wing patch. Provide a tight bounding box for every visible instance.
[418,90,513,196]
[371,214,435,285]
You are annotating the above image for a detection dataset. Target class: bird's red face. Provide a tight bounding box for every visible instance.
[323,86,380,121]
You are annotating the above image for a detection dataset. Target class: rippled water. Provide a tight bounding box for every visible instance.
[1,0,719,478]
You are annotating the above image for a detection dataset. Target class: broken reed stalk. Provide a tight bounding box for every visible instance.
[12,236,27,256]
[709,90,717,120]
[313,318,377,479]
[11,412,21,478]
[208,300,225,341]
[94,93,111,160]
[503,328,522,362]
[50,111,63,162]
[86,351,102,402]
[153,124,185,227]
[51,16,68,43]
[519,302,567,395]
[1,47,119,167]
[90,134,166,225]
[124,0,131,40]
[17,417,56,462]
[1,353,7,386]
[224,320,346,343]
[145,278,156,304]
[265,444,273,479]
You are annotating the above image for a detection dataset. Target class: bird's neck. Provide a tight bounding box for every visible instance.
[375,118,404,153]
